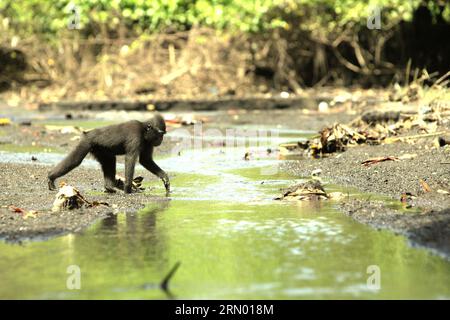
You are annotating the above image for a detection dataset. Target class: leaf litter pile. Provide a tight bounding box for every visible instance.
[277,90,450,202]
[51,176,146,212]
[51,184,110,212]
[280,103,450,158]
[5,175,148,219]
[275,180,345,202]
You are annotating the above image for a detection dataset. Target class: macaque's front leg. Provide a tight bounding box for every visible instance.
[124,152,138,194]
[139,154,170,195]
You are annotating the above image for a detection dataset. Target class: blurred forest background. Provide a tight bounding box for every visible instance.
[0,0,449,103]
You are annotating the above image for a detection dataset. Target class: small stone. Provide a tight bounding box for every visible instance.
[318,101,329,113]
[280,91,290,99]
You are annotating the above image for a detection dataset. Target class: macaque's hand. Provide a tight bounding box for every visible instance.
[160,172,170,195]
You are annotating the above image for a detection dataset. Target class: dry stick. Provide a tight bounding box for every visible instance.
[160,66,189,85]
[431,71,450,89]
[314,72,331,88]
[334,48,362,73]
[405,59,411,86]
[351,39,367,71]
[168,44,176,67]
[438,80,450,88]
[160,261,181,292]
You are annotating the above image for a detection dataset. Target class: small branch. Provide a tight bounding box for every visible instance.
[350,38,368,72]
[160,66,189,85]
[431,71,450,89]
[160,261,181,292]
[333,48,362,73]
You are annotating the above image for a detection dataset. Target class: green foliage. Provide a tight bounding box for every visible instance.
[0,0,285,37]
[0,0,446,40]
[278,0,422,32]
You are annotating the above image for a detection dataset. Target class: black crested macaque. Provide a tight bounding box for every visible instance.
[48,113,170,195]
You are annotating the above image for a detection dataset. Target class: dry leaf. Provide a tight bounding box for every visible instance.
[9,206,25,214]
[419,179,432,193]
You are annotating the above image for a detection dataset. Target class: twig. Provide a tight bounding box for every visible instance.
[160,66,189,85]
[431,71,450,89]
[350,38,368,73]
[333,48,362,73]
[160,261,181,292]
[405,59,411,86]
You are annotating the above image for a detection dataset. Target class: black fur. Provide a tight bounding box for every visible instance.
[48,113,169,194]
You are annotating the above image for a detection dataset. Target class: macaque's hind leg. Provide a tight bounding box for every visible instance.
[48,141,91,190]
[92,150,117,193]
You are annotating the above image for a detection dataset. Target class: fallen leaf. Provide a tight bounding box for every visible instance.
[419,179,432,193]
[9,206,25,214]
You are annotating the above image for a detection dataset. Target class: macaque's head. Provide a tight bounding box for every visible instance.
[144,113,167,146]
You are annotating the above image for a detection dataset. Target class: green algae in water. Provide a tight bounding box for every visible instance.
[0,199,449,299]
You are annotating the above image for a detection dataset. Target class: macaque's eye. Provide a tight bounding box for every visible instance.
[147,125,166,135]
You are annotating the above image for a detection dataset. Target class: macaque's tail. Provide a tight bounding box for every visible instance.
[48,140,91,180]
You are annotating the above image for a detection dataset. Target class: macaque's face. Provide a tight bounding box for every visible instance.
[144,124,166,146]
[152,130,165,146]
[144,114,167,146]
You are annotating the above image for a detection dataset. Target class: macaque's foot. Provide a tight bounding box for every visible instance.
[161,175,170,196]
[48,178,57,191]
[104,186,117,193]
[124,186,133,194]
[114,178,125,190]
